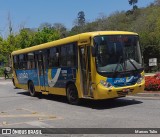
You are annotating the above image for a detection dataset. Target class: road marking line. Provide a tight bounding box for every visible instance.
[0,117,63,127]
[0,114,56,118]
[0,108,63,127]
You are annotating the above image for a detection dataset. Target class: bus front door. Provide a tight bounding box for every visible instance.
[36,51,48,93]
[79,46,91,97]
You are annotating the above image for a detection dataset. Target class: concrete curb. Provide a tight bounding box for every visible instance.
[127,96,160,100]
[127,92,160,100]
[135,92,160,97]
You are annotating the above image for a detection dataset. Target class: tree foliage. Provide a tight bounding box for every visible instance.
[129,0,138,6]
[0,26,60,66]
[127,0,138,15]
[77,11,85,26]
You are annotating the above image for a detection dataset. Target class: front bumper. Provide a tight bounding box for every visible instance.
[93,82,145,100]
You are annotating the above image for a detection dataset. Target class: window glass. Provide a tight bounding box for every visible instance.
[13,56,19,69]
[94,35,143,73]
[49,47,59,67]
[60,46,67,66]
[60,43,77,67]
[28,53,35,60]
[13,56,18,63]
[19,54,24,62]
[27,61,35,69]
[67,44,76,67]
[27,52,35,69]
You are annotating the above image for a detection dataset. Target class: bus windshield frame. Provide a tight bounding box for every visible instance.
[94,35,144,77]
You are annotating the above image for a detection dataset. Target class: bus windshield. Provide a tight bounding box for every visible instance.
[94,35,143,75]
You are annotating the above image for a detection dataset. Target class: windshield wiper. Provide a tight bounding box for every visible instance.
[127,58,138,71]
[113,56,123,77]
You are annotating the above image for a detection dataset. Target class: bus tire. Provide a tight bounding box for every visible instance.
[28,81,36,97]
[66,84,80,105]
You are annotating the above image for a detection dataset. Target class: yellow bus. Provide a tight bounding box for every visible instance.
[11,31,145,104]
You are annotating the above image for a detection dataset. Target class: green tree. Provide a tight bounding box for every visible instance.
[71,11,86,34]
[52,23,67,38]
[127,0,138,15]
[77,11,85,26]
[14,28,33,49]
[129,0,138,8]
[0,36,15,66]
[31,27,60,46]
[39,22,52,30]
[0,37,5,63]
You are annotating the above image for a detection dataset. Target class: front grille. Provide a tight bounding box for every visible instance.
[117,91,128,97]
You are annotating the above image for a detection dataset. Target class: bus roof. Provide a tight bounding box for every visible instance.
[11,31,138,56]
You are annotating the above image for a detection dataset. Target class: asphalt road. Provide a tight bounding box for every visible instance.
[0,79,160,137]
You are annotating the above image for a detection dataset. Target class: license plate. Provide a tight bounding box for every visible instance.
[123,88,130,92]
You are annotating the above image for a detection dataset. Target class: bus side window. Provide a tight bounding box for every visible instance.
[67,44,77,67]
[49,47,59,68]
[13,55,19,69]
[19,54,23,69]
[23,54,27,70]
[60,45,67,66]
[60,43,77,67]
[46,49,50,68]
[27,52,35,69]
[18,54,27,70]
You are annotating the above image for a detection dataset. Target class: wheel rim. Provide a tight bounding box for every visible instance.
[68,87,78,103]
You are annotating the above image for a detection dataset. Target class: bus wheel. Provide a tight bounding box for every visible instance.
[28,81,36,97]
[67,84,80,105]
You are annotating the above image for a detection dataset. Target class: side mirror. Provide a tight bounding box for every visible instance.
[92,47,96,57]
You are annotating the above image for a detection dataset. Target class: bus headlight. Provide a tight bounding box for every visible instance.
[100,80,113,88]
[137,76,144,84]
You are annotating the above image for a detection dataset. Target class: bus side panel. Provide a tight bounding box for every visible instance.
[13,70,28,90]
[48,87,66,96]
[47,67,77,96]
[14,69,39,91]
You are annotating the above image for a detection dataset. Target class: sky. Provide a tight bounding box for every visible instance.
[0,0,155,37]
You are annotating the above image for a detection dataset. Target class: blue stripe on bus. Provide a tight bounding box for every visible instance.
[16,69,39,86]
[107,74,141,87]
[15,67,76,88]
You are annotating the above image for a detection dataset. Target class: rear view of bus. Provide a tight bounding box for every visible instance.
[92,32,144,100]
